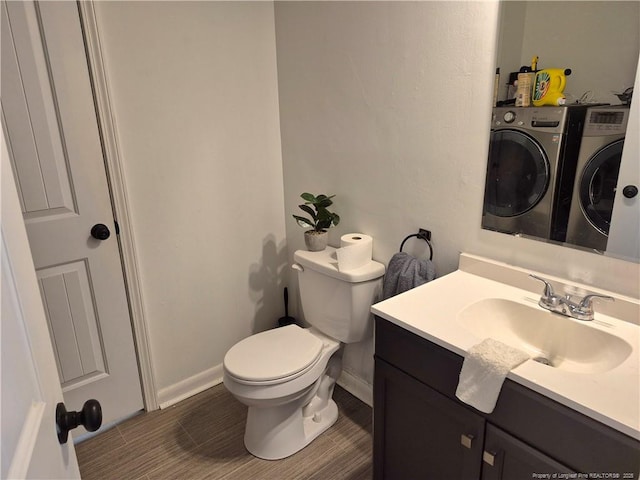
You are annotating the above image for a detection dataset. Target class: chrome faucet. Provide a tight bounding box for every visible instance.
[529,274,614,321]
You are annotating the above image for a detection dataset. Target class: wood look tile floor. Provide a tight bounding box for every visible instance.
[76,384,372,480]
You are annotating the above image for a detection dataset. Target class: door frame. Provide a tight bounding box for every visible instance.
[77,1,158,412]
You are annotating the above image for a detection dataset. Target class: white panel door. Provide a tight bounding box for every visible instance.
[1,0,143,428]
[1,129,81,479]
[608,57,640,262]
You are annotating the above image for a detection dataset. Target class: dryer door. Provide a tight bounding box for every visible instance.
[578,139,624,235]
[484,130,550,217]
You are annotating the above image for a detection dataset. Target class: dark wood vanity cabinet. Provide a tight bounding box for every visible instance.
[374,359,485,479]
[481,424,572,480]
[373,317,640,480]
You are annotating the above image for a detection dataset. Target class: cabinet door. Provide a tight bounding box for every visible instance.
[481,424,574,480]
[374,359,485,480]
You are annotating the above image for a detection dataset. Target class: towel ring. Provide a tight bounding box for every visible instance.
[399,229,433,261]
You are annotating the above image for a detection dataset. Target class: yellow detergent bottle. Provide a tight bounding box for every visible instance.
[532,68,571,106]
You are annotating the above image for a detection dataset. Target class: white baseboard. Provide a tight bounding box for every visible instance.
[156,364,372,410]
[337,369,373,407]
[157,364,224,409]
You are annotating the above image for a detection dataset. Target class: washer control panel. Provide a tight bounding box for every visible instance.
[492,106,567,133]
[583,106,630,136]
[502,111,516,123]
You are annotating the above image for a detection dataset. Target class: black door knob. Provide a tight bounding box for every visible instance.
[91,223,111,240]
[56,399,102,444]
[622,185,638,199]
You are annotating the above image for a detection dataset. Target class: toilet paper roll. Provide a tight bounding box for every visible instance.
[337,233,373,272]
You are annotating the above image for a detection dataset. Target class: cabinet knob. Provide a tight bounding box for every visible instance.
[460,433,474,449]
[483,450,497,466]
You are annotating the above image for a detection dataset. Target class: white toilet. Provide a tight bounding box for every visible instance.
[223,246,385,460]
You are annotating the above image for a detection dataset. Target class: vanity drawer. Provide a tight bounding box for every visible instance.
[374,317,640,475]
[374,315,463,396]
[493,380,640,475]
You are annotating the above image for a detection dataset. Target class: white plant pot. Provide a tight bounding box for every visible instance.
[304,230,328,251]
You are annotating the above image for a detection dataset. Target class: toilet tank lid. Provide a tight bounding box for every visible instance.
[294,247,385,283]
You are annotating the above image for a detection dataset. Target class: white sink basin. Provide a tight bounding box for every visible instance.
[372,254,640,437]
[457,298,633,374]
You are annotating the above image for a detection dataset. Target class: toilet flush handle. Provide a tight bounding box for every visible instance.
[292,263,304,272]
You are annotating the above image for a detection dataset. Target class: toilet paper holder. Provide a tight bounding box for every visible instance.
[399,228,433,261]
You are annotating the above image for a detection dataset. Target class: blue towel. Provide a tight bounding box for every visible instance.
[382,252,435,300]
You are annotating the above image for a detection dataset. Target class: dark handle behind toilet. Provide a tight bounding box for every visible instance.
[278,287,296,327]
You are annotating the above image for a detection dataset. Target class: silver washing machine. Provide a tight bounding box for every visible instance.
[483,106,589,241]
[566,105,630,251]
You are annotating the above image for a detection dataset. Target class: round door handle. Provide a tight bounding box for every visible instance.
[56,399,102,444]
[622,185,638,199]
[91,223,111,240]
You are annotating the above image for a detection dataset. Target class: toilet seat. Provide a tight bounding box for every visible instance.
[224,325,324,385]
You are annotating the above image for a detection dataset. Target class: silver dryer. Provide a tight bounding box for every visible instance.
[566,105,630,251]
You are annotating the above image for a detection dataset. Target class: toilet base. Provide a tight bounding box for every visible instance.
[244,398,339,460]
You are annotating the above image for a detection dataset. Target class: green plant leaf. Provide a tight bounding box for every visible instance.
[316,208,331,222]
[317,212,339,229]
[293,215,315,229]
[298,204,317,220]
[316,219,331,230]
[314,194,334,208]
[296,193,338,230]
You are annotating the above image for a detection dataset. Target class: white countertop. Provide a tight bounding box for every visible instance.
[371,254,640,439]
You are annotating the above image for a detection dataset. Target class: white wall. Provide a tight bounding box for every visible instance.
[94,2,286,397]
[498,1,639,104]
[275,2,640,389]
[494,1,525,101]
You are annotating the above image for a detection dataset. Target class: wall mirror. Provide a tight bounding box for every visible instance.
[483,1,640,262]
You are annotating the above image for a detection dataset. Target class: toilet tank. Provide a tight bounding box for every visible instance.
[293,247,385,343]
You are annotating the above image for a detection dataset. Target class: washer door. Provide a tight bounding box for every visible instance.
[578,139,624,236]
[484,130,550,217]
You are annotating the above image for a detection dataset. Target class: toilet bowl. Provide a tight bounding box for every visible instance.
[223,247,385,460]
[224,326,341,460]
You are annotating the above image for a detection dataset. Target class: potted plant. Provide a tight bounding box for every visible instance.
[293,193,340,251]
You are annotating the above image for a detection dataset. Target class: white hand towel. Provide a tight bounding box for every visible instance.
[455,338,529,413]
